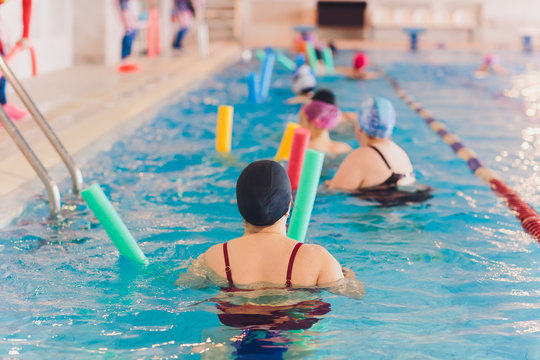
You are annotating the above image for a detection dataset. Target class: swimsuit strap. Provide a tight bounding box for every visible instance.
[223,242,234,287]
[369,145,392,170]
[286,242,303,287]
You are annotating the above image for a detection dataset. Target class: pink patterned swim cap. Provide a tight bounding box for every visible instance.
[301,100,342,130]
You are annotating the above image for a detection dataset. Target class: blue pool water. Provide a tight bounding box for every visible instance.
[1,49,539,359]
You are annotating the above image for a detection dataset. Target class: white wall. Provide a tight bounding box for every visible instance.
[240,0,540,47]
[3,0,177,75]
[480,0,540,44]
[1,0,73,78]
[2,0,539,77]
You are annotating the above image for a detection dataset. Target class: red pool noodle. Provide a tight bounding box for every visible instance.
[287,127,311,191]
[22,0,32,39]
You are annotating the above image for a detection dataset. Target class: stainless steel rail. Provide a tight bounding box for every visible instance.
[0,106,60,217]
[0,55,83,194]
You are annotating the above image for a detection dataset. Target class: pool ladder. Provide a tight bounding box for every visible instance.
[0,55,83,218]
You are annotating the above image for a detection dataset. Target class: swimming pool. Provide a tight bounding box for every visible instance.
[1,49,539,359]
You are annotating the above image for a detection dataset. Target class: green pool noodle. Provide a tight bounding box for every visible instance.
[81,183,149,265]
[322,47,334,74]
[254,49,266,62]
[305,43,319,73]
[287,149,325,243]
[276,51,296,71]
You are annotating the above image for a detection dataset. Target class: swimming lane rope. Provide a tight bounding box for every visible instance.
[384,75,540,242]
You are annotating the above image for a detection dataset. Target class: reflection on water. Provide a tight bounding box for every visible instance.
[1,50,540,358]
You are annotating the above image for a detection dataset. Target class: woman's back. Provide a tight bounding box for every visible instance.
[357,140,413,188]
[204,233,342,288]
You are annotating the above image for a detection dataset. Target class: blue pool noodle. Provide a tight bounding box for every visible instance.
[248,72,260,103]
[259,49,276,100]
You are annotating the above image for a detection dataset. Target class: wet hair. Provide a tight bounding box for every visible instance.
[236,160,291,226]
[312,89,336,105]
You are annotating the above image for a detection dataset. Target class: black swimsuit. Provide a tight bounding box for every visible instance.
[368,145,412,187]
[353,145,432,206]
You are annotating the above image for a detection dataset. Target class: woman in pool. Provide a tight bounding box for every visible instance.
[299,88,352,155]
[287,59,317,104]
[475,53,508,77]
[327,97,415,191]
[337,51,379,80]
[202,160,345,289]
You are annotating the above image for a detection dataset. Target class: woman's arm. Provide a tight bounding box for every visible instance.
[315,245,344,284]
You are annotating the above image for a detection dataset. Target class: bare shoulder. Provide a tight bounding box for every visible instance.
[389,142,414,170]
[202,243,223,268]
[301,244,344,284]
[300,243,337,262]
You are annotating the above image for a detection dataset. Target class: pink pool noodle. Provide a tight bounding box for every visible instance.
[287,127,311,191]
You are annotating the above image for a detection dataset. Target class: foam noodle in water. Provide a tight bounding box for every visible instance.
[81,183,149,265]
[248,72,260,103]
[322,47,334,74]
[287,127,311,191]
[275,122,300,161]
[276,51,296,71]
[216,105,234,153]
[305,43,319,73]
[254,49,266,62]
[287,149,325,243]
[259,49,276,99]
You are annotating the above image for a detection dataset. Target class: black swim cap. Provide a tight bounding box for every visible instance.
[236,160,292,226]
[312,89,336,105]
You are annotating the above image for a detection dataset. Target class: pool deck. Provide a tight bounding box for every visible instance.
[0,41,242,222]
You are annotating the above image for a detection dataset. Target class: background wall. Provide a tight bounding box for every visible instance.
[239,0,540,47]
[2,0,73,78]
[1,0,177,79]
[1,0,540,79]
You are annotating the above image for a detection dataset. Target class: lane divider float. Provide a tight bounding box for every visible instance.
[385,76,540,241]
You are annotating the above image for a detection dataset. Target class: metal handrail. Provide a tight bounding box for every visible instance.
[0,56,83,194]
[0,106,60,217]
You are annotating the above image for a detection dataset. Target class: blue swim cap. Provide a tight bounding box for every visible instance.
[358,97,396,139]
